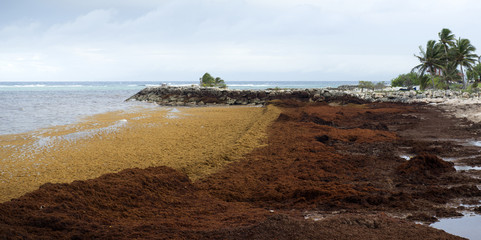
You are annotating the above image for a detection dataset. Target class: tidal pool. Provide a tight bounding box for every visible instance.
[431,214,481,240]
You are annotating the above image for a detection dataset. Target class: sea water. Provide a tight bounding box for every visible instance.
[0,80,357,135]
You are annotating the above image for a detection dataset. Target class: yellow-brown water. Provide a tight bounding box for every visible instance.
[0,105,281,202]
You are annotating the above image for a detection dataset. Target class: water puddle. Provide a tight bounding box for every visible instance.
[469,141,481,147]
[166,108,182,119]
[169,108,181,113]
[455,165,481,171]
[399,155,412,160]
[431,214,481,240]
[439,155,481,172]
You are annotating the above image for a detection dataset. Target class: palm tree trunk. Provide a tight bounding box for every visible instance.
[444,46,450,89]
[430,67,435,89]
[461,65,465,89]
[431,74,435,89]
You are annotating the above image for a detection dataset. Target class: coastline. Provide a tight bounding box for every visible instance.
[2,90,481,238]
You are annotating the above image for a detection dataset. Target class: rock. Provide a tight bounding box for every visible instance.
[126,86,481,106]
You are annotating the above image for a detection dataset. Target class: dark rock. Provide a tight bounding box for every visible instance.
[126,86,351,106]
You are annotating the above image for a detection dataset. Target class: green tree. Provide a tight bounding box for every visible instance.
[438,28,456,59]
[412,40,444,89]
[214,77,227,88]
[440,61,462,85]
[467,62,481,82]
[391,72,432,90]
[201,73,215,86]
[200,73,227,88]
[438,28,456,87]
[391,72,420,87]
[451,38,478,88]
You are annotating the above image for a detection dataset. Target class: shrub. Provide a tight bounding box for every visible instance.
[375,81,386,90]
[467,82,479,93]
[433,76,448,89]
[391,72,420,87]
[358,81,375,91]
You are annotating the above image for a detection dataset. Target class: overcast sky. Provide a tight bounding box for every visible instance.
[1,0,481,82]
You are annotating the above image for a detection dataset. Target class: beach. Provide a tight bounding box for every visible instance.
[4,0,481,238]
[2,93,481,239]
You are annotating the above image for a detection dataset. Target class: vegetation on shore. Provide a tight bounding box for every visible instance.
[393,28,481,90]
[358,81,386,91]
[200,72,227,88]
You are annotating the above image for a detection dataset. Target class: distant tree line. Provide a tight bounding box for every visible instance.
[392,28,481,90]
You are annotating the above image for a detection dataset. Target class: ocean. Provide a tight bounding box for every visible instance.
[0,80,357,135]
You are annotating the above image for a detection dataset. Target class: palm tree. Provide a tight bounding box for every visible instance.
[438,28,455,57]
[440,61,462,87]
[412,40,444,89]
[214,77,227,88]
[438,28,456,87]
[466,62,481,82]
[451,38,478,88]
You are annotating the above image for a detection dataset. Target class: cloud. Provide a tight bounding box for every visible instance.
[1,0,481,81]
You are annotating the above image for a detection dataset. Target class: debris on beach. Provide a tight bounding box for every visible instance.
[2,98,481,239]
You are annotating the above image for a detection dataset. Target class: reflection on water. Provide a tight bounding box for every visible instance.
[431,214,481,240]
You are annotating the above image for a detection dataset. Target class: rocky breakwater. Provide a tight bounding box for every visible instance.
[348,89,481,103]
[126,85,348,106]
[126,85,481,106]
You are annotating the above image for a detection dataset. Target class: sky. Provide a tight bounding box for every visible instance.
[1,0,481,82]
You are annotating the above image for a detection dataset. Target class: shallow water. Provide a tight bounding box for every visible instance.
[0,87,150,135]
[0,81,356,135]
[431,214,481,240]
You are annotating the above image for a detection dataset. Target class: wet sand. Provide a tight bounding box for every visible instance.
[2,99,481,239]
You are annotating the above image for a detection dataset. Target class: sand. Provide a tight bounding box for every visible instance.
[436,99,481,123]
[0,105,281,203]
